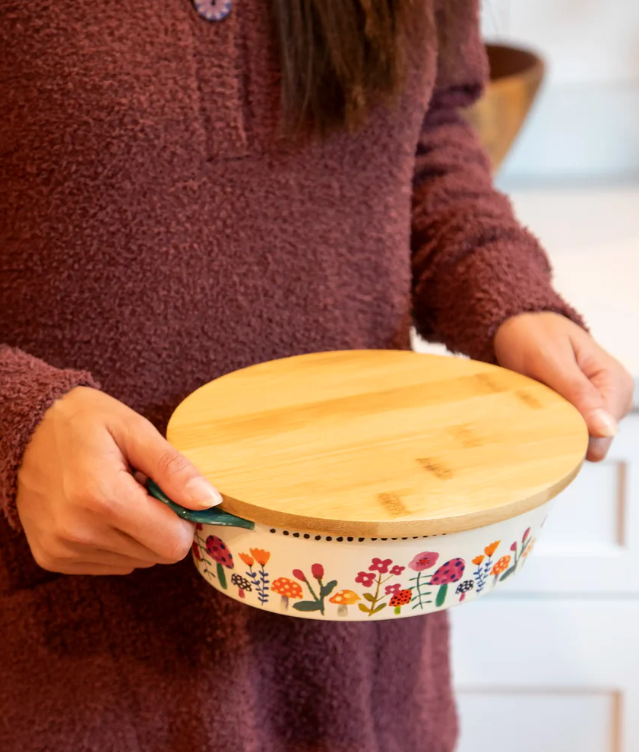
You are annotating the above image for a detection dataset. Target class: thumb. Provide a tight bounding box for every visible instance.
[539,359,619,440]
[115,416,222,510]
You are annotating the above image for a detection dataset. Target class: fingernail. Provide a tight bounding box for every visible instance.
[590,409,619,438]
[185,477,223,508]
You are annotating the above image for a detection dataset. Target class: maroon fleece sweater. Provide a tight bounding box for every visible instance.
[0,1,580,750]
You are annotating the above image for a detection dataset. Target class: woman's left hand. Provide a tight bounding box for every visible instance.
[494,312,634,462]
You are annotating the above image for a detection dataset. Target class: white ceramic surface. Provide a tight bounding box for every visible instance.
[191,503,549,621]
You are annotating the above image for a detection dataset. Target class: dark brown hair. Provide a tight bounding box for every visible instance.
[272,0,415,135]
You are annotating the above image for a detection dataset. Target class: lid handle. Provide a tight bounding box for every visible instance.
[146,478,255,530]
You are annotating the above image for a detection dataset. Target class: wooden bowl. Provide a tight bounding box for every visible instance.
[150,351,587,621]
[465,44,545,171]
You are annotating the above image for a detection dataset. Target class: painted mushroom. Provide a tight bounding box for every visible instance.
[455,580,474,602]
[271,577,303,612]
[328,590,361,617]
[430,558,465,608]
[491,555,511,584]
[231,574,252,600]
[205,535,234,590]
[389,589,412,615]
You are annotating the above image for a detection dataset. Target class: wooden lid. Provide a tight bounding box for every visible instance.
[167,350,588,536]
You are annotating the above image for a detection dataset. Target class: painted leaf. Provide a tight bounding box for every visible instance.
[358,603,371,614]
[435,584,448,607]
[362,593,376,603]
[217,562,228,590]
[499,567,517,582]
[320,580,338,598]
[293,601,323,612]
[371,603,387,615]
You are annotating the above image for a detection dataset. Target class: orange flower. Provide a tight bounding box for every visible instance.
[239,553,254,567]
[250,548,271,567]
[491,555,511,576]
[484,541,501,558]
[522,538,536,557]
[472,555,485,566]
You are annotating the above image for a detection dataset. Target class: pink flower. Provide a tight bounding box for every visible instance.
[355,571,376,588]
[311,563,324,580]
[510,542,517,551]
[385,583,402,595]
[408,552,439,572]
[293,569,306,581]
[369,558,393,574]
[523,527,531,542]
[390,565,405,576]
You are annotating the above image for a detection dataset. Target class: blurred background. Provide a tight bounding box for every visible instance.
[482,0,639,185]
[416,2,639,750]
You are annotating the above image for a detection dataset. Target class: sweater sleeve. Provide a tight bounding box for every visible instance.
[0,345,98,530]
[410,0,583,363]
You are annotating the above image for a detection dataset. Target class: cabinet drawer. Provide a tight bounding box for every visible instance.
[452,598,639,752]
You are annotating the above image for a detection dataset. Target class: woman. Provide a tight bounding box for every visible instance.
[0,1,632,750]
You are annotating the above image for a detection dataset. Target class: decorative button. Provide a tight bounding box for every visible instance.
[193,0,232,21]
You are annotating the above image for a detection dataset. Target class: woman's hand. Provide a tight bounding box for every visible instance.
[494,312,634,462]
[17,387,222,575]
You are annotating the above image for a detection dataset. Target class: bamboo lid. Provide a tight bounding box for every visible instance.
[167,350,588,537]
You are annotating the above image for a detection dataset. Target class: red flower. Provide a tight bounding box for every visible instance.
[192,542,201,560]
[311,563,324,580]
[355,571,376,588]
[390,565,405,576]
[510,542,517,551]
[196,523,203,531]
[293,569,306,581]
[523,527,531,542]
[408,551,439,572]
[369,558,393,574]
[385,583,402,595]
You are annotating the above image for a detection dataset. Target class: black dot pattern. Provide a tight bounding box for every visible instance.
[266,529,436,541]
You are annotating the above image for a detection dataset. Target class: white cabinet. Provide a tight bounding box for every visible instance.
[452,600,639,752]
[458,692,618,752]
[449,421,639,752]
[414,188,639,752]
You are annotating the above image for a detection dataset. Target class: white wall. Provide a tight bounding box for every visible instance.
[481,0,639,183]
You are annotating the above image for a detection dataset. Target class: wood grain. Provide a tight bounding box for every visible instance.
[167,351,588,536]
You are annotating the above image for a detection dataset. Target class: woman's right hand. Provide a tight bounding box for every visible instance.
[16,387,222,576]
